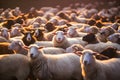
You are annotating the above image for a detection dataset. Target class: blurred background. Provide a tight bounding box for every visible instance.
[0,0,120,12]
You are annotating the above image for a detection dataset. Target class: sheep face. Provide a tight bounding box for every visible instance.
[10,27,20,36]
[13,23,21,28]
[108,33,120,43]
[66,44,83,53]
[32,22,40,28]
[67,27,77,37]
[34,29,43,37]
[99,27,114,37]
[82,33,96,43]
[8,40,23,51]
[28,45,43,59]
[22,32,34,42]
[45,22,55,32]
[54,31,66,43]
[81,50,95,66]
[85,26,99,34]
[0,28,10,39]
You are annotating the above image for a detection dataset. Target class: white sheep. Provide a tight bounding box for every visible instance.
[107,33,120,44]
[0,27,10,40]
[8,40,28,55]
[0,36,10,42]
[26,44,83,80]
[0,54,30,80]
[84,42,120,53]
[66,44,84,53]
[66,27,87,38]
[52,31,87,49]
[80,49,120,80]
[10,27,22,37]
[97,26,116,42]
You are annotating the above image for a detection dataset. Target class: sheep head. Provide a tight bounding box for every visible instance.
[25,44,43,59]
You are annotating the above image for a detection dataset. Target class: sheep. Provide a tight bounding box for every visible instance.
[21,30,36,46]
[0,36,10,42]
[111,23,119,30]
[84,41,120,53]
[66,27,87,38]
[44,22,67,32]
[0,54,30,80]
[33,28,46,41]
[10,27,22,37]
[56,12,71,21]
[70,13,89,23]
[82,33,100,44]
[66,44,84,53]
[13,23,22,28]
[26,44,83,80]
[107,33,120,44]
[52,31,87,49]
[1,9,14,19]
[100,47,120,58]
[80,49,120,80]
[97,26,116,42]
[87,19,96,26]
[84,26,99,34]
[0,42,15,54]
[82,33,120,52]
[2,19,15,29]
[8,40,28,55]
[11,7,22,17]
[95,21,103,28]
[0,27,10,40]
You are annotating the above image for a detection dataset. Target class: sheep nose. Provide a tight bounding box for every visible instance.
[58,38,61,41]
[30,54,33,58]
[100,32,105,35]
[83,61,88,65]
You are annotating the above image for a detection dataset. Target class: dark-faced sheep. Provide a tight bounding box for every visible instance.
[21,31,36,46]
[82,33,100,44]
[100,47,120,58]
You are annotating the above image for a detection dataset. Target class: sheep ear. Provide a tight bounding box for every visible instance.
[18,41,24,46]
[75,51,83,55]
[92,52,98,55]
[31,31,35,35]
[52,32,56,35]
[74,27,77,30]
[64,32,67,35]
[40,28,45,31]
[38,46,44,49]
[23,46,29,49]
[72,46,79,51]
[21,30,25,34]
[8,29,11,32]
